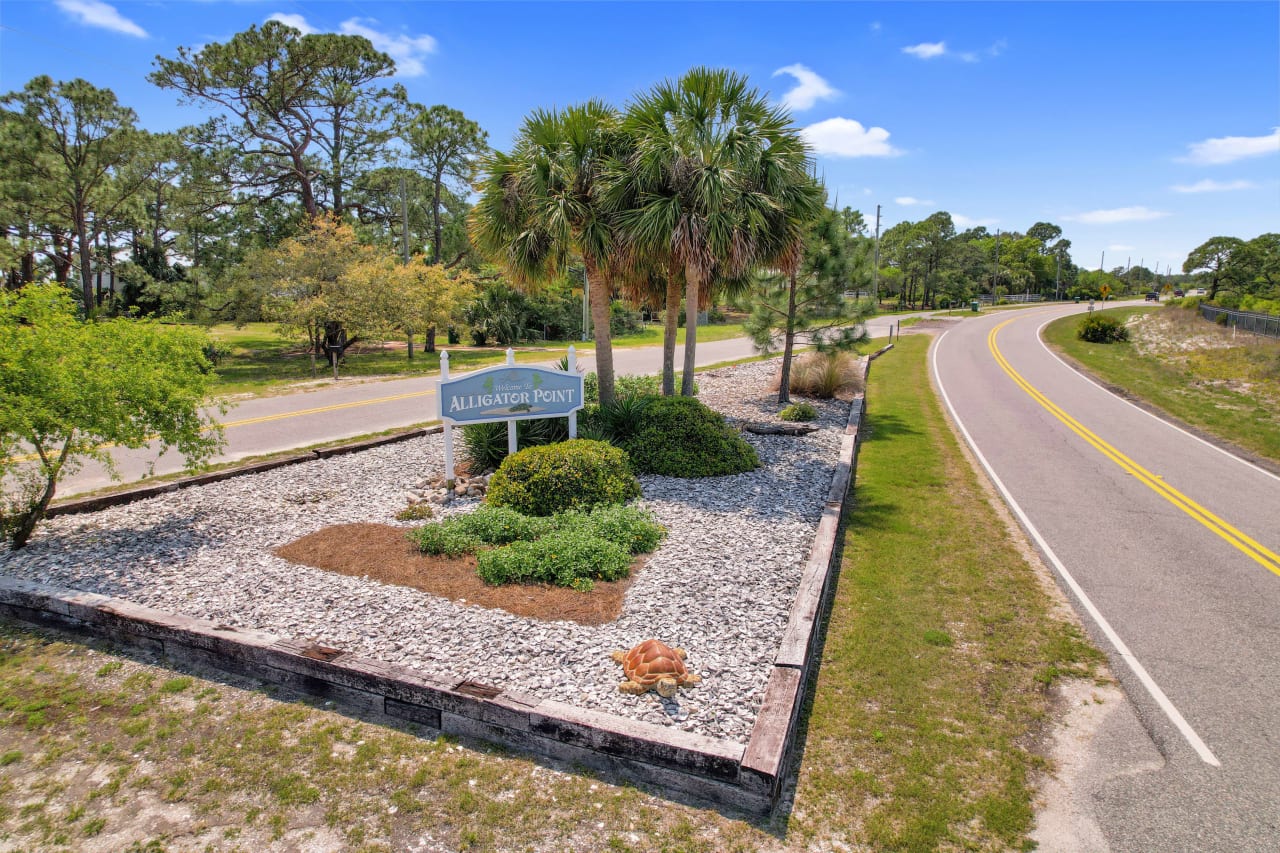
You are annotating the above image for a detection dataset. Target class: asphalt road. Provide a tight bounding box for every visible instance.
[54,315,911,496]
[931,303,1280,851]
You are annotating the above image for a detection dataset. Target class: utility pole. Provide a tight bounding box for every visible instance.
[1100,250,1105,272]
[1055,250,1061,301]
[872,203,881,308]
[399,174,410,265]
[993,229,1002,301]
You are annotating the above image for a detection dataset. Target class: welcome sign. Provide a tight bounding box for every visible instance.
[438,364,584,424]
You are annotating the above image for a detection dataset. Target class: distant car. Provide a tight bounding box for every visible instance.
[1145,291,1159,301]
[1173,289,1184,298]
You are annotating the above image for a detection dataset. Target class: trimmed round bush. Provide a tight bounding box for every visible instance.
[476,528,632,590]
[622,397,759,477]
[485,439,640,516]
[1077,314,1130,343]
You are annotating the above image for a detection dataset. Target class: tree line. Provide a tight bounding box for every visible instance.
[0,21,486,325]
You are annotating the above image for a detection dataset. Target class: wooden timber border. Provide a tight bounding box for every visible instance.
[1,345,894,815]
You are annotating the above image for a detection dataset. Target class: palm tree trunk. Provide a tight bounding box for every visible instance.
[681,264,702,396]
[586,258,615,405]
[662,268,681,395]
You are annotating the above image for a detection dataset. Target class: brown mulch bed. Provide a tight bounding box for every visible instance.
[273,523,640,626]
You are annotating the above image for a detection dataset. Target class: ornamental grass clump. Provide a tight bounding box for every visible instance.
[621,397,759,477]
[788,351,864,399]
[485,439,640,516]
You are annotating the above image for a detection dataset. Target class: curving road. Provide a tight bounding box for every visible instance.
[932,303,1280,851]
[53,315,914,496]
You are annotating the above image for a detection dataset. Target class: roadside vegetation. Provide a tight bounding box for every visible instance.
[1044,305,1280,463]
[0,334,1104,851]
[205,318,754,397]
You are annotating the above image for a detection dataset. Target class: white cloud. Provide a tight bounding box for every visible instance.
[340,17,437,77]
[1170,179,1256,193]
[801,117,902,158]
[895,196,934,206]
[1180,128,1280,165]
[55,0,147,38]
[953,214,998,228]
[772,64,839,112]
[267,13,317,35]
[1063,206,1169,224]
[263,13,437,77]
[902,41,947,59]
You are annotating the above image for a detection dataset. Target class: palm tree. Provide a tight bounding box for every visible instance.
[471,101,625,404]
[616,67,820,396]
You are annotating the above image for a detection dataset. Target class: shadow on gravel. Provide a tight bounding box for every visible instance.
[0,511,221,601]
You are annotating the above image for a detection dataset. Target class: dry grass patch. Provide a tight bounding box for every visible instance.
[1045,306,1280,463]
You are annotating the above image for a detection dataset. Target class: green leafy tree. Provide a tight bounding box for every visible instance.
[231,216,381,377]
[471,101,625,404]
[1183,236,1245,300]
[0,284,223,548]
[619,67,821,396]
[744,204,871,404]
[0,76,159,310]
[402,105,489,266]
[150,22,399,217]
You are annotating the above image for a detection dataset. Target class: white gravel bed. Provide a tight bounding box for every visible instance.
[0,358,855,745]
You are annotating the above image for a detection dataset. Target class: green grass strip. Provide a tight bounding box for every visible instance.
[1043,307,1280,463]
[790,334,1103,852]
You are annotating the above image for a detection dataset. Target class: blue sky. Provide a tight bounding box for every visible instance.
[2,1,1276,274]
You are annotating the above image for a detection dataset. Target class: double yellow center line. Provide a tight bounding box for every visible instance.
[989,318,1280,578]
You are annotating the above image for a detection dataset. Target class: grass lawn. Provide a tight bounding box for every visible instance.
[1043,306,1280,463]
[1,334,1103,851]
[204,321,752,397]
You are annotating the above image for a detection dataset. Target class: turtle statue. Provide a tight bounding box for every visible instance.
[610,639,702,698]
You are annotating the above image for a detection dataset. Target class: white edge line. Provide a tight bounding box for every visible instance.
[1034,315,1280,485]
[929,325,1222,767]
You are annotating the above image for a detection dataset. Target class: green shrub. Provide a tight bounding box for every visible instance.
[622,397,759,477]
[583,371,694,403]
[460,418,570,471]
[779,402,818,422]
[553,505,665,554]
[408,524,483,557]
[597,395,653,443]
[486,439,640,516]
[1216,312,1230,326]
[1076,314,1131,343]
[453,504,555,545]
[476,528,632,590]
[789,351,864,399]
